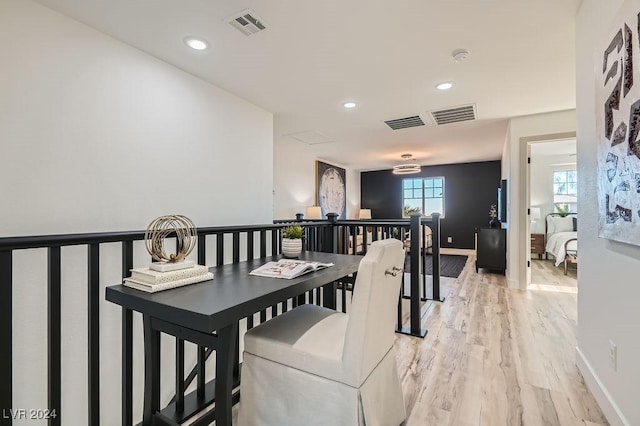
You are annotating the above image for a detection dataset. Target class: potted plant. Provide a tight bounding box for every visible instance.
[555,204,570,217]
[489,204,501,228]
[282,224,304,258]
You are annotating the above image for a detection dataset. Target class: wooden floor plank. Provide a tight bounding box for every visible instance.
[399,258,608,426]
[226,258,607,425]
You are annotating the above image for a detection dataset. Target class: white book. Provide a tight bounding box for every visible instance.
[123,272,214,293]
[149,260,195,272]
[249,259,333,280]
[131,264,209,284]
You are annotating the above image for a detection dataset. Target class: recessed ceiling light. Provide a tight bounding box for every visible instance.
[343,102,357,109]
[184,37,209,51]
[436,82,453,91]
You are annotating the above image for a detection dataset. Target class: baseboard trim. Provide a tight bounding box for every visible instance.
[575,346,630,426]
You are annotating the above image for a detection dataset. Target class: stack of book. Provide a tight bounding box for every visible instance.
[123,260,213,293]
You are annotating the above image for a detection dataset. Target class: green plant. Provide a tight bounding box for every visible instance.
[282,224,304,239]
[555,204,570,217]
[489,204,497,219]
[403,205,422,216]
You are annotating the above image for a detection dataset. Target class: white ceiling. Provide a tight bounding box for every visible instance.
[34,0,581,171]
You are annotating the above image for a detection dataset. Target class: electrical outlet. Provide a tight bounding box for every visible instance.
[609,340,617,371]
[447,236,453,243]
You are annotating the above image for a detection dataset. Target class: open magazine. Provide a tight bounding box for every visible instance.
[249,259,334,280]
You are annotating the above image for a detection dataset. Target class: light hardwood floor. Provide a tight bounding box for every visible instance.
[398,257,607,426]
[222,256,604,425]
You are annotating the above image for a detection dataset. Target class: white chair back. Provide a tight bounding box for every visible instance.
[342,239,405,385]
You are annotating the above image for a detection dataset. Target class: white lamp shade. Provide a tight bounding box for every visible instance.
[305,206,322,220]
[359,209,372,220]
[530,207,541,221]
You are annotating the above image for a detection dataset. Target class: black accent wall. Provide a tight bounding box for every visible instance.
[361,160,502,249]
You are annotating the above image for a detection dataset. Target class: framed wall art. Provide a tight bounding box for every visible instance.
[596,0,640,246]
[316,161,346,220]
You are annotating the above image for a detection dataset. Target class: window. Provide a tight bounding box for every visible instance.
[553,170,577,213]
[402,177,444,217]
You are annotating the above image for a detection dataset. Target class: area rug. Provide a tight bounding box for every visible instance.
[404,254,468,278]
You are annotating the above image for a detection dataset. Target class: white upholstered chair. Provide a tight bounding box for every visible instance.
[403,226,432,254]
[238,239,406,426]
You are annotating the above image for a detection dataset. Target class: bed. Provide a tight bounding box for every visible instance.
[545,213,577,270]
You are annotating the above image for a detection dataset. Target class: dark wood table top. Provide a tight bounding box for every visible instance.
[106,251,362,333]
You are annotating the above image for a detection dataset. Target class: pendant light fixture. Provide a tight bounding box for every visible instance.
[392,154,421,175]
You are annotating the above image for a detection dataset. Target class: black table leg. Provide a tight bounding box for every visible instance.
[215,322,239,426]
[322,281,336,309]
[143,315,160,425]
[233,326,240,379]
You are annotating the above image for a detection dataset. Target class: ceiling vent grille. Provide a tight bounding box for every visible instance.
[430,104,477,125]
[285,130,334,146]
[228,10,267,36]
[384,115,425,130]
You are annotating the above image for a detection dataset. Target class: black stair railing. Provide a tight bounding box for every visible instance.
[0,217,440,425]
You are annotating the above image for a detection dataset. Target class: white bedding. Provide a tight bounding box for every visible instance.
[546,231,578,267]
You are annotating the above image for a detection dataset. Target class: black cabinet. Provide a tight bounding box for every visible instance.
[475,228,506,274]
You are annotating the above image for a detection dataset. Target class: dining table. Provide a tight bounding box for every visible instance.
[105,251,362,426]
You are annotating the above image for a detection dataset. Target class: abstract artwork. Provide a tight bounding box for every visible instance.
[316,161,346,220]
[596,0,640,246]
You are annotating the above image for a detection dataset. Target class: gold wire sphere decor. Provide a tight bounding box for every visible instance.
[144,215,198,263]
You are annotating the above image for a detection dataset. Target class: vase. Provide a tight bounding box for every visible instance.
[489,217,501,229]
[282,238,302,258]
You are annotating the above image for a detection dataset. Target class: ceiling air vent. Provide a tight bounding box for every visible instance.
[384,115,425,130]
[285,130,335,146]
[228,10,267,36]
[430,104,477,125]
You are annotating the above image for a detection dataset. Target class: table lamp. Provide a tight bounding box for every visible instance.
[305,206,322,220]
[359,209,372,220]
[530,207,541,233]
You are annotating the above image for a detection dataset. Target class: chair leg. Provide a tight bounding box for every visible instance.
[564,259,568,275]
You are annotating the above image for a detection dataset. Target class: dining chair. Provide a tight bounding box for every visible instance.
[403,225,432,254]
[237,239,407,426]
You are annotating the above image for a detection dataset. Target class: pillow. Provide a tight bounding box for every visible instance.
[552,216,574,233]
[546,215,555,235]
[573,217,577,231]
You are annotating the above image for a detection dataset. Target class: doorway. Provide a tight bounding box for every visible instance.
[527,138,577,288]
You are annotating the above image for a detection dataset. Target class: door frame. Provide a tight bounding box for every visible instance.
[519,131,576,288]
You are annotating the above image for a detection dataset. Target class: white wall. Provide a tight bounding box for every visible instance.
[273,133,361,220]
[0,0,273,424]
[504,110,576,289]
[576,1,640,425]
[529,152,576,234]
